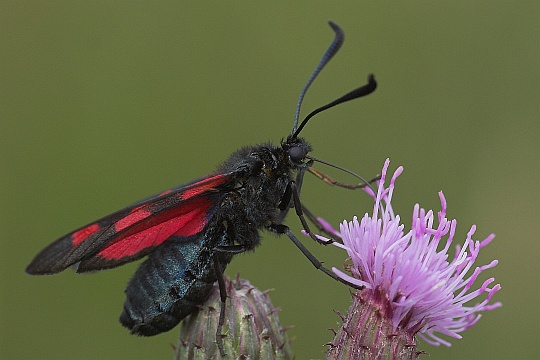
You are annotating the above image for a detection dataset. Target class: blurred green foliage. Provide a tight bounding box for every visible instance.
[1,2,538,359]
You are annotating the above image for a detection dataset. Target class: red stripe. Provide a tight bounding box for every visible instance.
[97,197,212,260]
[180,175,227,200]
[115,207,152,232]
[71,224,101,246]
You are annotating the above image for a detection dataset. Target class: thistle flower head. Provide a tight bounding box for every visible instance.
[322,159,501,348]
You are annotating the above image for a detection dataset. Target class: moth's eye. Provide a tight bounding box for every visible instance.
[289,146,306,162]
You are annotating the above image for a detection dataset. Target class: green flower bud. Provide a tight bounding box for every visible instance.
[175,275,293,360]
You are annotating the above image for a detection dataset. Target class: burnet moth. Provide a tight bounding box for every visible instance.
[26,21,377,355]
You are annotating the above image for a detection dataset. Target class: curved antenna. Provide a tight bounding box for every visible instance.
[292,74,377,138]
[292,21,344,134]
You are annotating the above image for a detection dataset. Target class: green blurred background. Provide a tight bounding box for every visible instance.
[1,2,538,359]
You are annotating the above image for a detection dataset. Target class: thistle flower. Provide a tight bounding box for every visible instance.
[321,159,501,359]
[175,275,293,360]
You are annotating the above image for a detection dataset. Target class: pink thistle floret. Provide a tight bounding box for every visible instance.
[321,158,501,346]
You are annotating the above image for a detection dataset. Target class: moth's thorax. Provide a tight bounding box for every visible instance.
[214,138,311,237]
[218,136,312,179]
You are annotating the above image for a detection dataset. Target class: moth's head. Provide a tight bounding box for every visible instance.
[281,136,312,166]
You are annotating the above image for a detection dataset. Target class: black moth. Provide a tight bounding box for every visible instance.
[26,21,377,356]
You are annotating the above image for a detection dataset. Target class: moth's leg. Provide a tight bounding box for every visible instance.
[212,256,227,357]
[268,223,362,290]
[308,167,380,190]
[301,204,342,242]
[211,239,258,356]
[288,181,332,245]
[213,244,252,254]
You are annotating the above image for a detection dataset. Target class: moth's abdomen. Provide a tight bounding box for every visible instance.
[119,237,218,336]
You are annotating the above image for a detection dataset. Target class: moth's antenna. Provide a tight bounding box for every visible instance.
[292,75,376,138]
[292,21,344,135]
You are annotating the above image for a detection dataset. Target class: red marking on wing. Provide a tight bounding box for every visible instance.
[115,208,152,232]
[96,197,212,260]
[181,175,228,200]
[72,224,101,246]
[172,201,209,237]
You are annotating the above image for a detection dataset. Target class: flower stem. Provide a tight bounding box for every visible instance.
[326,290,422,360]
